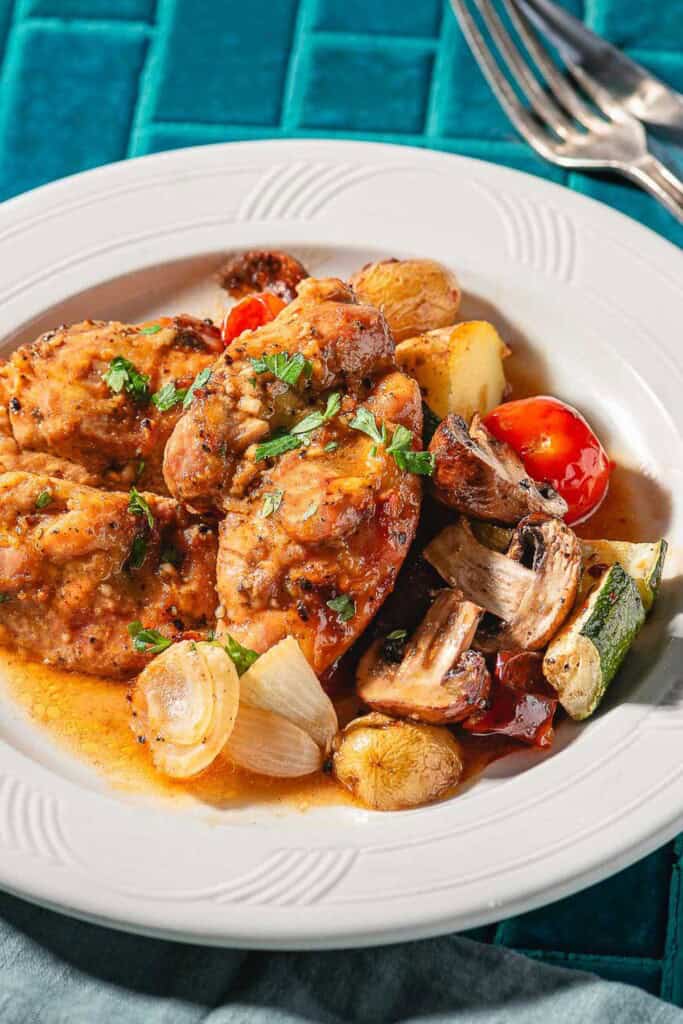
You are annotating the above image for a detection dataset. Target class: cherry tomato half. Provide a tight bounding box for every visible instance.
[483,396,611,525]
[221,292,287,345]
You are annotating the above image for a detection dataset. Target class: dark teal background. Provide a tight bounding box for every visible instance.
[0,0,682,1006]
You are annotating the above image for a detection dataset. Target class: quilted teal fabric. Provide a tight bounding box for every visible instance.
[0,0,682,1007]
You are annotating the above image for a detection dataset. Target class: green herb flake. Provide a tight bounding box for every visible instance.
[103,356,150,404]
[254,433,303,462]
[224,634,259,676]
[392,449,436,476]
[385,424,413,456]
[128,533,147,570]
[128,486,154,530]
[152,381,187,412]
[386,629,408,641]
[260,489,284,518]
[302,501,318,521]
[324,441,339,453]
[0,593,10,604]
[326,594,355,623]
[250,351,313,387]
[182,367,212,410]
[127,620,173,655]
[140,324,162,335]
[291,392,341,436]
[136,459,145,479]
[349,407,386,446]
[35,489,52,510]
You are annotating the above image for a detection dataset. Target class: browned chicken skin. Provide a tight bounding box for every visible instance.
[0,472,217,677]
[163,278,396,513]
[1,316,222,494]
[164,277,423,674]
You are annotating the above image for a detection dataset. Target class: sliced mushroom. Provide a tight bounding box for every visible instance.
[430,413,567,524]
[425,515,581,650]
[357,589,490,723]
[215,249,309,302]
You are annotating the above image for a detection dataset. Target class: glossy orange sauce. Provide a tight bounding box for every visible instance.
[0,345,668,810]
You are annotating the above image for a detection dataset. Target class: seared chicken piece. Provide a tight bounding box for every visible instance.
[1,317,223,493]
[0,472,217,677]
[165,277,423,673]
[163,278,396,513]
[216,371,423,673]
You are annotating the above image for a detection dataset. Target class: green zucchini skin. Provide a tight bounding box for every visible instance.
[543,563,645,720]
[580,538,667,612]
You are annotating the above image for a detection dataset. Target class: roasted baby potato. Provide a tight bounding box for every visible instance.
[350,258,461,341]
[396,320,509,421]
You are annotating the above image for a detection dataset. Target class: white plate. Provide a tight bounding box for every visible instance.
[0,140,682,950]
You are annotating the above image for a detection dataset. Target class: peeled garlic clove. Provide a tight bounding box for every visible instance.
[225,704,323,778]
[131,641,239,779]
[332,712,463,811]
[239,636,338,750]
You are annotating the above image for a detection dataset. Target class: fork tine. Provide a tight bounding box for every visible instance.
[567,61,630,123]
[503,0,605,131]
[449,0,557,160]
[473,0,573,140]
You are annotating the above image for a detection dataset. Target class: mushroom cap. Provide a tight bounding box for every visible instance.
[356,590,490,723]
[430,414,567,524]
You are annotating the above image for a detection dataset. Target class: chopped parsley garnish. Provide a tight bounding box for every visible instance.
[128,533,147,570]
[349,406,387,446]
[35,489,52,509]
[302,500,318,521]
[224,634,259,676]
[326,594,355,623]
[136,459,145,479]
[291,392,341,435]
[260,489,284,518]
[152,381,187,411]
[0,593,10,604]
[103,356,150,404]
[250,351,312,387]
[254,392,341,462]
[127,621,172,655]
[128,487,154,530]
[324,441,339,453]
[140,323,162,335]
[182,368,212,410]
[349,408,435,476]
[254,433,303,462]
[386,629,408,640]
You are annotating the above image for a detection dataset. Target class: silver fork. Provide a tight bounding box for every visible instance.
[449,0,683,223]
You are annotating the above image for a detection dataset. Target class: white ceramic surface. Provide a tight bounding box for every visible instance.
[0,140,681,949]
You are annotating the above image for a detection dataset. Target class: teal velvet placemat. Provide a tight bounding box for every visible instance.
[0,0,682,1007]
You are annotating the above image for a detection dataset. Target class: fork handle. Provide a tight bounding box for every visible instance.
[624,154,683,224]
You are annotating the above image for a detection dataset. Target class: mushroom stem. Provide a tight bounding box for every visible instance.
[396,590,481,686]
[424,520,535,621]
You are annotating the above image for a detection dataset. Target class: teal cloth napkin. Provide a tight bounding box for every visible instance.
[0,890,680,1024]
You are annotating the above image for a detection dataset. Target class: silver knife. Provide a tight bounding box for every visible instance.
[518,0,683,132]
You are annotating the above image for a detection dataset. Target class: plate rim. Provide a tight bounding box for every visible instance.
[0,137,682,949]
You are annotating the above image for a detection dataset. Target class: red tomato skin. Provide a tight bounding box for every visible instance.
[221,293,286,345]
[483,396,611,525]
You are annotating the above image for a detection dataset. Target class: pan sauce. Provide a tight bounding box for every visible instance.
[0,457,664,810]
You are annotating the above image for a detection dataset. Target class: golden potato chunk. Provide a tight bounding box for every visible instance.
[350,258,461,342]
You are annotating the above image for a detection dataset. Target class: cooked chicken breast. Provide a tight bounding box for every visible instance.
[163,278,396,513]
[163,276,423,674]
[1,316,223,493]
[216,371,423,674]
[0,472,217,677]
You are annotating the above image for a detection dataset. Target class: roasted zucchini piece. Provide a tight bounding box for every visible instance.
[543,563,646,720]
[581,538,667,612]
